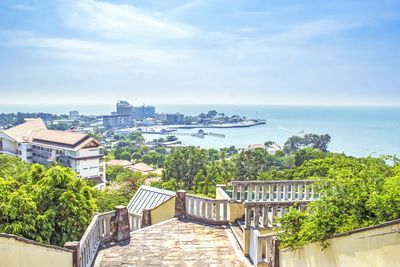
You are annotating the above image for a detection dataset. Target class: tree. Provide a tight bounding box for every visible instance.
[119,151,132,161]
[283,133,331,154]
[0,156,96,246]
[293,147,327,167]
[234,148,292,180]
[142,150,163,168]
[163,146,208,188]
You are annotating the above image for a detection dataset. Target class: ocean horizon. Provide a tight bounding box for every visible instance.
[1,104,399,158]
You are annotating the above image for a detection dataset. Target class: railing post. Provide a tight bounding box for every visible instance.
[175,190,186,218]
[270,237,280,267]
[114,206,131,242]
[64,241,81,267]
[142,208,152,228]
[240,184,246,202]
[245,203,251,228]
[232,183,238,201]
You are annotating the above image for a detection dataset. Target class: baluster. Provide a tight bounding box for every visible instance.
[304,183,309,200]
[195,198,201,217]
[223,201,228,221]
[298,183,303,200]
[201,199,206,218]
[254,205,260,227]
[262,185,267,200]
[277,184,281,200]
[207,200,212,220]
[272,205,278,225]
[262,205,268,227]
[269,185,273,201]
[245,205,251,228]
[215,202,221,221]
[247,184,253,201]
[233,184,238,201]
[240,184,245,202]
[190,197,195,215]
[105,216,110,238]
[255,185,260,201]
[283,184,288,200]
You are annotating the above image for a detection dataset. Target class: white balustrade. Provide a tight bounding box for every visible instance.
[185,194,229,223]
[231,180,316,202]
[254,232,275,265]
[128,212,142,232]
[243,200,311,228]
[78,211,143,267]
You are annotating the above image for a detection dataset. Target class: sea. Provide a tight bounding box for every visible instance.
[1,104,399,157]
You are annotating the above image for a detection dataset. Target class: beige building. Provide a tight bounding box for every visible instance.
[0,119,106,187]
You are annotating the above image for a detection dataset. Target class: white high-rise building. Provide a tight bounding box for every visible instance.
[0,119,106,188]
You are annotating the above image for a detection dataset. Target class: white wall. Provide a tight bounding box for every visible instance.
[78,148,100,157]
[280,221,400,267]
[0,135,18,155]
[76,158,100,178]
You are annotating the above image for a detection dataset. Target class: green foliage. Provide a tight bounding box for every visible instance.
[284,133,331,154]
[119,151,132,161]
[106,165,134,182]
[234,148,293,180]
[141,150,163,168]
[94,179,138,212]
[293,148,328,167]
[275,156,395,250]
[163,146,208,188]
[0,156,96,246]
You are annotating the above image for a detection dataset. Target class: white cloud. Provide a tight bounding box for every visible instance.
[60,0,196,41]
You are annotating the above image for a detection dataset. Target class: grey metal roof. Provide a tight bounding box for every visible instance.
[127,185,175,215]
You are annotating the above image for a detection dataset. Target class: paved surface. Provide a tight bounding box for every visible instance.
[94,218,249,267]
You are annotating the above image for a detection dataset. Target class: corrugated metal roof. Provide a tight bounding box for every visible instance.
[127,185,175,215]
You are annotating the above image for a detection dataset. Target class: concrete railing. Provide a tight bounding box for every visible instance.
[128,212,142,231]
[78,211,114,267]
[231,180,316,202]
[253,232,278,267]
[185,194,229,224]
[65,206,141,267]
[244,200,311,228]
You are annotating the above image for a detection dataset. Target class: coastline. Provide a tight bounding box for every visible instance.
[166,120,266,129]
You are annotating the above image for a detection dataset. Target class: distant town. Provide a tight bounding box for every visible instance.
[0,100,266,149]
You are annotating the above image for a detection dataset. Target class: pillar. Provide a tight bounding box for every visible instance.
[175,190,186,218]
[141,208,152,228]
[113,205,130,242]
[64,241,81,267]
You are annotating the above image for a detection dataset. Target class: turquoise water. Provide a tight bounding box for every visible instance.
[1,104,399,157]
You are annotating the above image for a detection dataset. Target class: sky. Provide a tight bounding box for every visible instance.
[0,0,399,106]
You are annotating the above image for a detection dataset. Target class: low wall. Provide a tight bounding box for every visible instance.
[280,219,400,267]
[150,196,176,225]
[0,233,73,267]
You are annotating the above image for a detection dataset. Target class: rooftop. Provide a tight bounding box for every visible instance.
[106,159,133,167]
[93,218,249,267]
[31,129,88,145]
[2,118,46,142]
[129,162,155,173]
[127,185,175,215]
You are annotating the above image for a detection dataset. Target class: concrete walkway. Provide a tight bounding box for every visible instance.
[94,218,249,267]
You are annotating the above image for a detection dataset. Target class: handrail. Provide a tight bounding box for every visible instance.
[78,211,142,267]
[243,200,312,228]
[185,195,229,223]
[231,180,317,202]
[254,231,275,265]
[79,211,114,267]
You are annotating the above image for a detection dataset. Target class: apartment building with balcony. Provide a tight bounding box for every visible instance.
[0,118,105,187]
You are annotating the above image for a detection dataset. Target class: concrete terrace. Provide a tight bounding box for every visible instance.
[93,218,249,267]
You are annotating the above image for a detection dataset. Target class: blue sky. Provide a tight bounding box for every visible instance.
[0,0,399,106]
